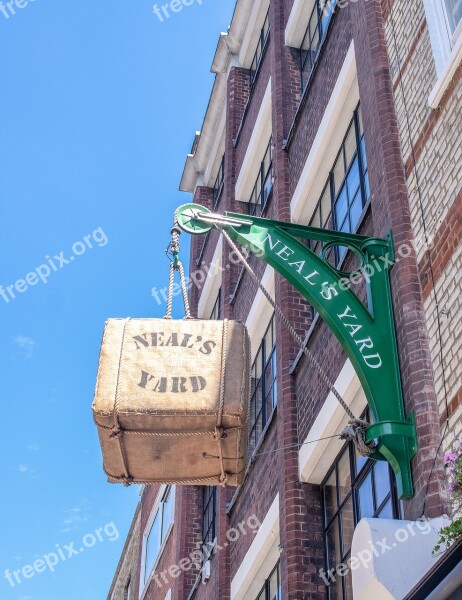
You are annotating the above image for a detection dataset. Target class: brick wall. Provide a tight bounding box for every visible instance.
[109,0,460,598]
[108,504,141,600]
[383,0,462,455]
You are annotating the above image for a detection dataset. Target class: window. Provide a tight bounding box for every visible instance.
[321,411,400,600]
[256,562,282,600]
[213,156,225,210]
[143,486,175,586]
[202,486,217,559]
[300,0,337,92]
[250,10,270,85]
[425,0,462,106]
[249,316,277,455]
[249,139,273,217]
[444,0,462,38]
[210,288,222,320]
[309,104,370,265]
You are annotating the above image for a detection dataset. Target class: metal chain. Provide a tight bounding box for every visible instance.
[164,225,192,319]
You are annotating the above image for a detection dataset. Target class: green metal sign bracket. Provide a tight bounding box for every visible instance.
[176,203,417,500]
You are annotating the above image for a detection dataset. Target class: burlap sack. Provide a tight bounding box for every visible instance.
[92,318,250,486]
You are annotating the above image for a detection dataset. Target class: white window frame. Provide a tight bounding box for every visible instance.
[298,360,366,484]
[235,78,272,204]
[290,41,359,225]
[139,485,175,599]
[239,0,271,69]
[197,236,223,319]
[230,494,279,600]
[424,0,462,106]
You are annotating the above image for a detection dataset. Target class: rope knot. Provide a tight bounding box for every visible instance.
[122,476,133,487]
[212,427,227,441]
[110,427,124,439]
[219,473,229,486]
[340,419,377,457]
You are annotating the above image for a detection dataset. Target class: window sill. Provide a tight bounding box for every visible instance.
[428,31,462,108]
[283,8,338,150]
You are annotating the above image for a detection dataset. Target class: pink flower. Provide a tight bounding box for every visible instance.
[445,452,458,464]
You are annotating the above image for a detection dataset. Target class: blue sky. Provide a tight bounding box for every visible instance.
[0,1,235,598]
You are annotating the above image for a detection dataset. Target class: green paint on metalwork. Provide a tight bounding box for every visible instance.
[176,204,418,500]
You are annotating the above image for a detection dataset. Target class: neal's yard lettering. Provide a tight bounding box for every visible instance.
[133,332,217,355]
[337,306,382,369]
[262,234,383,370]
[138,371,207,394]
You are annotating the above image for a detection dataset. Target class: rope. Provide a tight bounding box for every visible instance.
[219,229,377,457]
[214,319,230,485]
[164,224,192,320]
[340,418,376,457]
[99,424,244,437]
[111,318,134,486]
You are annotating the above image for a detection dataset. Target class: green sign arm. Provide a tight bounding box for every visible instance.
[176,204,417,500]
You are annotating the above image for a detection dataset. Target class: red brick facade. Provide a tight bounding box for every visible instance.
[109,1,458,598]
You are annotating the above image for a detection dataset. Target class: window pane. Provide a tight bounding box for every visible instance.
[269,567,279,600]
[347,157,360,200]
[378,499,394,519]
[324,469,338,524]
[335,186,348,228]
[357,105,364,136]
[349,192,363,232]
[161,487,173,541]
[360,136,367,170]
[320,184,332,227]
[326,518,342,567]
[358,472,375,519]
[310,207,321,229]
[337,449,351,505]
[145,513,161,581]
[340,497,355,556]
[445,0,462,34]
[333,152,345,196]
[374,461,391,508]
[363,170,370,201]
[344,123,357,170]
[355,445,368,474]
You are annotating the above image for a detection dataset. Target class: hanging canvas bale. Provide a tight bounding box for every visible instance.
[92,318,250,487]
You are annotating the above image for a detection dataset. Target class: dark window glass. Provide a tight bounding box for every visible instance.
[445,0,462,35]
[255,562,282,600]
[249,316,277,456]
[300,1,337,92]
[308,104,370,270]
[210,289,222,320]
[202,486,217,559]
[321,409,400,599]
[144,486,174,585]
[249,139,273,216]
[213,156,225,210]
[250,11,270,85]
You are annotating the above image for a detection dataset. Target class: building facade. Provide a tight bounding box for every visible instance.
[108,0,461,598]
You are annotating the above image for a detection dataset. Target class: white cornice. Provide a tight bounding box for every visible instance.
[179,0,260,195]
